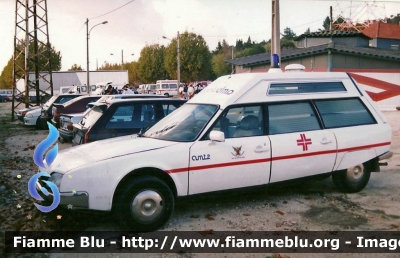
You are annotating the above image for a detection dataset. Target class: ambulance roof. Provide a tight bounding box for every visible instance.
[188,72,362,108]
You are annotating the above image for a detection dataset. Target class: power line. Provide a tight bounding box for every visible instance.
[90,0,135,20]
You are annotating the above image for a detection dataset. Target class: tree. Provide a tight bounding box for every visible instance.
[0,58,13,89]
[123,61,140,85]
[282,27,297,40]
[235,44,266,58]
[0,40,62,89]
[243,36,252,48]
[68,64,83,71]
[213,41,223,54]
[387,14,400,24]
[164,31,212,82]
[323,16,331,31]
[212,53,231,77]
[235,39,244,51]
[137,44,167,83]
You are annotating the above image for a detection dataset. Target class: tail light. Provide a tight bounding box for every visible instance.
[67,122,73,131]
[84,129,91,144]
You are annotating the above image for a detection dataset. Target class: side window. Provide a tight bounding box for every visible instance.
[141,104,155,127]
[208,105,264,138]
[105,105,134,129]
[314,98,376,128]
[268,102,321,135]
[162,104,179,116]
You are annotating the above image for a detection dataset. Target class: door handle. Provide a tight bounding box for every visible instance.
[254,146,269,153]
[320,138,332,144]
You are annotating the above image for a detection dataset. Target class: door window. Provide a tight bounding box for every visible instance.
[268,102,321,135]
[208,105,264,138]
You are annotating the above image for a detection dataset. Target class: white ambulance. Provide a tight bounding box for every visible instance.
[155,79,178,97]
[37,70,392,231]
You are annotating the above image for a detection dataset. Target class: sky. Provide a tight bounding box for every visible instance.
[0,0,399,72]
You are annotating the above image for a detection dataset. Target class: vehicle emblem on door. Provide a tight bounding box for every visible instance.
[231,146,244,158]
[297,133,312,151]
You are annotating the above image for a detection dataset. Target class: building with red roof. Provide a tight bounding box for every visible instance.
[361,21,400,50]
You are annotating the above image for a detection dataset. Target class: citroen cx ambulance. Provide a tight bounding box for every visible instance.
[36,67,392,231]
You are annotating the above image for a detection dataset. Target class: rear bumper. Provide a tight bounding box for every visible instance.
[379,151,393,160]
[59,128,74,141]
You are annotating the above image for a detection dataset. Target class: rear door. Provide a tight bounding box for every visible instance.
[267,101,337,183]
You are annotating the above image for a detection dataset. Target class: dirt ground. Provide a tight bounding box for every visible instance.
[0,101,399,258]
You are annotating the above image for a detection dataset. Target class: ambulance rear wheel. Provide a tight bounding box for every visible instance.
[332,163,370,193]
[114,176,174,231]
[164,93,170,97]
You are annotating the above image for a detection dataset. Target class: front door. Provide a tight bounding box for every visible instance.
[188,105,272,194]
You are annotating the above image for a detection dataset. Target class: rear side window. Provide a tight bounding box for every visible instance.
[314,98,376,128]
[268,102,321,135]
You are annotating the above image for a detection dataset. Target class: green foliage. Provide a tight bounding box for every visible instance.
[387,14,400,24]
[164,31,212,82]
[124,61,140,85]
[212,53,231,77]
[235,39,244,51]
[0,58,13,89]
[0,40,61,89]
[235,44,266,58]
[323,16,331,31]
[138,44,167,83]
[282,27,297,40]
[68,64,83,71]
[99,62,121,70]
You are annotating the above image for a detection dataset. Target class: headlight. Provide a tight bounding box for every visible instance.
[26,113,33,118]
[49,172,63,188]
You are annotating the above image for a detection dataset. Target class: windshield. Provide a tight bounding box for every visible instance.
[143,104,218,142]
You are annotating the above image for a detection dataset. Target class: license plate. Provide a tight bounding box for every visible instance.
[73,133,82,144]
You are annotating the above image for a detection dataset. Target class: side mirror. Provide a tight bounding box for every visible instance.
[209,130,225,142]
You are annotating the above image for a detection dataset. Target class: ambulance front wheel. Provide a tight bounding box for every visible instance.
[332,163,371,193]
[114,176,174,231]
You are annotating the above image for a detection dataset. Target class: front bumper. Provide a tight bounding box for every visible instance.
[24,116,39,126]
[35,180,89,209]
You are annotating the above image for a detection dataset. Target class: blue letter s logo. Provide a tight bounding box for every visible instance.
[29,122,61,212]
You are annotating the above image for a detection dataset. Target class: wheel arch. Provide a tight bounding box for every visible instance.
[111,167,177,210]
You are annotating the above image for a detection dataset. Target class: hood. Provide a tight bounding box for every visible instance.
[48,135,179,173]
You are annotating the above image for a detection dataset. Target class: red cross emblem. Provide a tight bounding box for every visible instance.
[297,133,312,151]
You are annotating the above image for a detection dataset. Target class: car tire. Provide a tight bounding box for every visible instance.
[164,93,169,97]
[114,176,174,231]
[332,163,370,193]
[35,118,41,130]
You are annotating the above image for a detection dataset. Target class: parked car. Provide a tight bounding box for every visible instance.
[36,94,81,129]
[72,98,186,145]
[58,94,168,142]
[23,95,79,127]
[51,95,101,129]
[17,106,41,121]
[36,70,392,231]
[23,108,42,127]
[0,95,11,102]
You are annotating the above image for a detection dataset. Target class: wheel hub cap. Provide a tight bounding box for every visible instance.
[131,190,163,223]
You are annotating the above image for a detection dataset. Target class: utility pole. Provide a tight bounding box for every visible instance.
[12,0,53,120]
[271,0,281,67]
